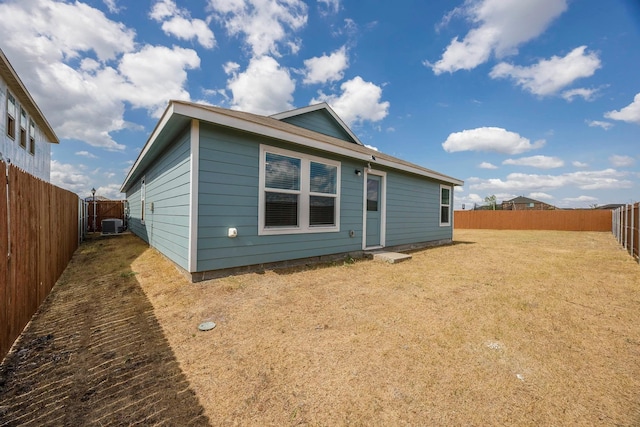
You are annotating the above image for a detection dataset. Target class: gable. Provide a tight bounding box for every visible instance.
[277,109,359,144]
[270,102,362,145]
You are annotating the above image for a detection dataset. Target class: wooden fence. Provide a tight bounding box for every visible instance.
[1,160,81,361]
[454,210,612,231]
[612,203,640,263]
[86,200,126,233]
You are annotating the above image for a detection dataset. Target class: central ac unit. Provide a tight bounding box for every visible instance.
[102,218,124,234]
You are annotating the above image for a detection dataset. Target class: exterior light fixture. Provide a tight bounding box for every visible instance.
[355,169,362,176]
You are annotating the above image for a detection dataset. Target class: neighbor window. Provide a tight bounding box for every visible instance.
[440,185,451,226]
[19,108,27,148]
[28,119,36,155]
[6,91,16,139]
[260,145,340,235]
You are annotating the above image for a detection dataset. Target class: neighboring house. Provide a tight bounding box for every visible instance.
[502,196,556,211]
[121,101,463,281]
[0,49,58,181]
[595,203,626,210]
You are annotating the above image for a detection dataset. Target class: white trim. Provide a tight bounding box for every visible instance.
[258,144,341,235]
[188,119,200,272]
[121,102,176,191]
[439,184,452,227]
[140,176,146,225]
[178,103,462,185]
[362,169,386,250]
[122,101,464,192]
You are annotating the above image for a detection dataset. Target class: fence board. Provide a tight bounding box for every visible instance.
[613,203,640,263]
[1,162,7,360]
[454,210,612,231]
[87,200,125,232]
[1,162,80,361]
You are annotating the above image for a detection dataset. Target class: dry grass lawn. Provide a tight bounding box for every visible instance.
[130,230,640,426]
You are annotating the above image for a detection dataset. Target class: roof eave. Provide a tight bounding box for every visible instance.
[122,101,463,192]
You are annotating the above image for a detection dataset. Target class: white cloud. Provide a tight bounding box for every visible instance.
[478,162,498,169]
[0,0,135,63]
[604,93,640,125]
[572,161,588,168]
[225,56,296,115]
[489,46,601,97]
[365,144,379,151]
[430,0,567,74]
[317,0,340,15]
[50,160,91,194]
[117,45,200,116]
[76,151,98,159]
[0,0,200,150]
[150,0,216,49]
[563,195,598,203]
[303,46,349,84]
[586,120,613,130]
[103,0,121,14]
[562,87,598,102]
[529,192,554,200]
[442,127,545,155]
[207,0,308,57]
[609,155,635,167]
[502,155,564,169]
[469,169,632,192]
[311,76,389,126]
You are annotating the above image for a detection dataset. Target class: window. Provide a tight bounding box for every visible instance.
[140,177,146,224]
[28,119,36,155]
[260,145,340,235]
[440,185,451,226]
[19,108,27,148]
[6,92,16,139]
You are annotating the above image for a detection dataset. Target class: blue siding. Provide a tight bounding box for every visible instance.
[278,109,357,144]
[385,171,452,246]
[127,128,191,270]
[196,124,363,272]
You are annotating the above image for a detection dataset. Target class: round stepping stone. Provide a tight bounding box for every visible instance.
[198,321,216,331]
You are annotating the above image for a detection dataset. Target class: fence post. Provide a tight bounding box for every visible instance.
[631,203,635,261]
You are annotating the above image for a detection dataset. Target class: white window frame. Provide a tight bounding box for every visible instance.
[19,108,27,149]
[6,91,16,139]
[28,119,36,155]
[258,144,341,235]
[440,184,452,227]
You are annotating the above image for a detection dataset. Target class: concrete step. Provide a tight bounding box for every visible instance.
[369,251,412,264]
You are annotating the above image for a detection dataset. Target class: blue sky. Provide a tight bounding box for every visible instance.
[1,0,638,208]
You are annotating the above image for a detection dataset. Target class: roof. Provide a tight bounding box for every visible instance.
[269,102,363,146]
[0,49,58,144]
[596,203,626,210]
[121,100,463,192]
[503,196,551,205]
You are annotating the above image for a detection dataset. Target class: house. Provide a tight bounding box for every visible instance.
[120,101,463,281]
[0,49,58,181]
[501,196,556,211]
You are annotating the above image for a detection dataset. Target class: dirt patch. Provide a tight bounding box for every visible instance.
[0,235,208,426]
[3,230,640,426]
[131,230,640,426]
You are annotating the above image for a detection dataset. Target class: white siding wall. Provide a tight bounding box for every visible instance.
[0,76,52,181]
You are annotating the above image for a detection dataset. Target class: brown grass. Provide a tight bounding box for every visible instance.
[131,230,640,426]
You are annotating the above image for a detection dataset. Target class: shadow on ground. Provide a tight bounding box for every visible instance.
[0,234,209,426]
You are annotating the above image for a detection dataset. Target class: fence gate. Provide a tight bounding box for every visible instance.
[87,200,126,233]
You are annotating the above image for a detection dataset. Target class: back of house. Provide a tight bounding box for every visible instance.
[121,101,462,281]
